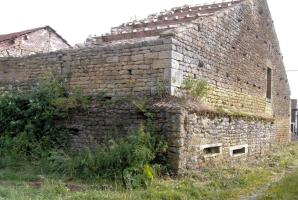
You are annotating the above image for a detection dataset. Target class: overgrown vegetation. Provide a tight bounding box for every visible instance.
[0,142,297,200]
[1,76,298,199]
[155,79,168,97]
[182,78,208,99]
[0,76,167,189]
[45,126,167,189]
[0,75,87,160]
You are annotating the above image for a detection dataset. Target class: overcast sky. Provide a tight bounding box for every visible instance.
[1,0,297,99]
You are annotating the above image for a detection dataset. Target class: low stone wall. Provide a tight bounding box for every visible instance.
[62,98,275,173]
[176,109,274,171]
[64,99,177,149]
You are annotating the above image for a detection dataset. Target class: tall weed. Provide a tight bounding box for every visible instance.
[46,127,167,189]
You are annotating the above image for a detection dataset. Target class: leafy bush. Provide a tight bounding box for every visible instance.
[182,78,208,99]
[46,126,167,189]
[0,75,86,159]
[0,75,168,189]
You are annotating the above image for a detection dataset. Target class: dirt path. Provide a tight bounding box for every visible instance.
[239,165,298,200]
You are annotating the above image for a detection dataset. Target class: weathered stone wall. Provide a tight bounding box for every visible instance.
[0,28,70,57]
[66,102,146,149]
[0,0,291,172]
[62,99,274,173]
[176,109,274,171]
[170,0,291,143]
[63,99,182,172]
[0,37,172,96]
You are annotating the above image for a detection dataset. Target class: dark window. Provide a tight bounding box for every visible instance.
[292,111,296,122]
[203,146,220,154]
[266,68,272,100]
[232,147,246,155]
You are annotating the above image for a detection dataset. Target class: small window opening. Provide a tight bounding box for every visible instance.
[201,144,222,157]
[204,146,220,154]
[230,145,248,157]
[266,68,272,100]
[233,147,246,155]
[128,69,132,75]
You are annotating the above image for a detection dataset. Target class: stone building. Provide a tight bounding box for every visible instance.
[0,26,70,57]
[0,0,291,173]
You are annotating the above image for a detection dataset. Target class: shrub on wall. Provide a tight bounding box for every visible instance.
[182,78,208,99]
[0,75,86,159]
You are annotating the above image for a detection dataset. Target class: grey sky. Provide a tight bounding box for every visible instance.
[1,0,296,99]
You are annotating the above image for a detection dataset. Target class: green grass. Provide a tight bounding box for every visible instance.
[0,142,298,200]
[259,168,298,200]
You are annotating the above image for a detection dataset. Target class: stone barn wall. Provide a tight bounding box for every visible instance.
[62,99,275,173]
[170,0,291,144]
[0,0,291,173]
[0,37,172,96]
[177,109,274,171]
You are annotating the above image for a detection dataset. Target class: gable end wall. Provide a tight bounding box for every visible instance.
[170,0,291,144]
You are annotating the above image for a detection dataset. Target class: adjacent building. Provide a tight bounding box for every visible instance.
[291,99,298,140]
[0,26,70,57]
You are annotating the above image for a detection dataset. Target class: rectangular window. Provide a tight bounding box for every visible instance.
[232,147,246,155]
[229,144,248,157]
[266,68,272,100]
[200,143,222,158]
[203,146,220,154]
